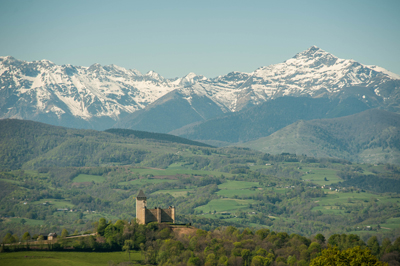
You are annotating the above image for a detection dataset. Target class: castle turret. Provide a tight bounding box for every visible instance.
[136,190,147,224]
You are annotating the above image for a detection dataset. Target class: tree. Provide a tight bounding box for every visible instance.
[241,249,251,266]
[310,246,388,266]
[22,232,31,241]
[61,228,69,238]
[97,218,108,236]
[122,240,134,263]
[315,233,326,244]
[367,236,380,256]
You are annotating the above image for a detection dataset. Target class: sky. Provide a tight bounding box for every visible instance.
[0,0,399,78]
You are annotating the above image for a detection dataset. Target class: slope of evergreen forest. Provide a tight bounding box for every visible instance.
[171,96,371,144]
[240,109,400,165]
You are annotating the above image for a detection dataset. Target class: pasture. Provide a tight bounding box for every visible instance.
[31,198,74,209]
[195,198,256,213]
[3,217,44,226]
[299,167,341,185]
[380,217,400,230]
[312,191,400,217]
[0,251,141,266]
[216,180,261,198]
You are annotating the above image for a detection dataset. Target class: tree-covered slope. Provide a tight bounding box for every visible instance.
[0,119,212,170]
[240,109,400,164]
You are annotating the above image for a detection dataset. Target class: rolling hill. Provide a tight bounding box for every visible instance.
[239,109,400,164]
[0,119,212,170]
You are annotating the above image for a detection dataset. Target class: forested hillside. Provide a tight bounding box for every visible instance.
[1,119,400,266]
[0,119,211,170]
[240,109,400,165]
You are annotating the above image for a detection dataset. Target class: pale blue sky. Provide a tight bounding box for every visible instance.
[0,0,399,78]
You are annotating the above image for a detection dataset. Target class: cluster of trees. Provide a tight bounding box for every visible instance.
[3,218,399,266]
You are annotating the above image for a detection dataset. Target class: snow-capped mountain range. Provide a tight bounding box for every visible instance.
[1,46,399,130]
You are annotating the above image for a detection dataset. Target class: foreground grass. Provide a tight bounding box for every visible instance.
[0,251,141,266]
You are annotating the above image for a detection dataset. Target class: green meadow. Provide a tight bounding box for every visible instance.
[0,251,141,266]
[218,180,260,190]
[195,198,255,213]
[4,217,44,226]
[299,167,341,185]
[381,217,400,229]
[31,198,74,208]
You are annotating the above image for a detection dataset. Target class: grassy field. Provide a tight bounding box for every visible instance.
[217,189,260,198]
[216,180,261,198]
[218,180,260,190]
[380,217,400,229]
[72,174,106,183]
[0,251,141,266]
[3,217,44,226]
[31,198,74,208]
[195,198,256,213]
[312,191,400,218]
[299,167,341,185]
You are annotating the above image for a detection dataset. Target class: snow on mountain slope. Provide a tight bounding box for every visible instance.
[214,46,400,111]
[0,56,176,123]
[1,46,399,130]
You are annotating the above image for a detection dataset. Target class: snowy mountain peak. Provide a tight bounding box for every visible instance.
[0,55,15,61]
[177,72,208,87]
[293,46,336,60]
[145,70,164,80]
[88,63,103,70]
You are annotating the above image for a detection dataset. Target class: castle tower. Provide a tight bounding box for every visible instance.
[136,190,147,224]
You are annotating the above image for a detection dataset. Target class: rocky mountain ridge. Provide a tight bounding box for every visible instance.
[1,46,399,130]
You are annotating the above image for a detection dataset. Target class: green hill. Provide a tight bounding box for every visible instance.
[239,109,400,164]
[0,119,212,170]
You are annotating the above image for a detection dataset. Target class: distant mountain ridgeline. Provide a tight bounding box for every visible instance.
[0,119,212,170]
[1,46,399,132]
[240,109,400,165]
[104,128,213,147]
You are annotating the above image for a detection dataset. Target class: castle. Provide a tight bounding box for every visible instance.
[136,190,176,225]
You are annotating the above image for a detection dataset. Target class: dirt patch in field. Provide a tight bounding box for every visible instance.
[171,226,198,237]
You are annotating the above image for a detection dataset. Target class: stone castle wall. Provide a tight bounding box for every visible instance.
[136,193,175,224]
[161,209,174,223]
[145,209,158,223]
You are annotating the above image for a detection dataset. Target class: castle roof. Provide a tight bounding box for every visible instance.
[137,190,146,198]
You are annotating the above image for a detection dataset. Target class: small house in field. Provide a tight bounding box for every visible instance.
[48,232,57,240]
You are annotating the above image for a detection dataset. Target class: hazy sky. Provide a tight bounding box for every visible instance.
[1,0,399,78]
